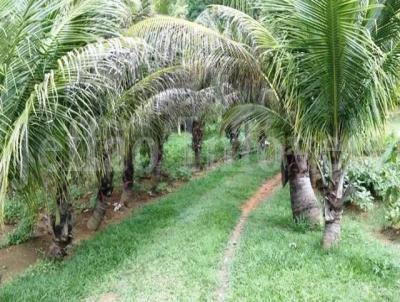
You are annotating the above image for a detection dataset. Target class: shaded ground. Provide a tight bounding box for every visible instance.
[0,178,187,283]
[375,228,400,251]
[0,238,44,282]
[346,203,400,249]
[381,228,400,243]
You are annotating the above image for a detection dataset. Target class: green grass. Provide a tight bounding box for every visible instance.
[0,158,279,301]
[3,153,398,301]
[1,130,230,247]
[162,132,230,179]
[229,188,400,302]
[162,132,193,179]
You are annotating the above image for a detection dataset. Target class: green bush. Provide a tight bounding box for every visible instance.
[170,166,192,181]
[386,203,400,229]
[4,197,24,224]
[346,141,400,227]
[3,191,49,246]
[153,182,171,194]
[6,216,35,245]
[163,133,192,178]
[201,135,230,164]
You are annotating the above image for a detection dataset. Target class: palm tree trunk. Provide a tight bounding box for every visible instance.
[152,136,164,182]
[87,154,114,231]
[192,119,204,170]
[284,147,322,225]
[322,152,345,249]
[49,181,73,259]
[309,156,322,191]
[120,144,134,206]
[229,128,241,159]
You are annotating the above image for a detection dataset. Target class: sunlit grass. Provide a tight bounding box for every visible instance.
[229,189,400,302]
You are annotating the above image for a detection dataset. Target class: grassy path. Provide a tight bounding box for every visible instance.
[216,174,281,302]
[228,189,400,302]
[3,158,397,301]
[0,159,279,301]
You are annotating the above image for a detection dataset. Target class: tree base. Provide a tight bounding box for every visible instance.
[294,206,322,226]
[322,220,341,249]
[86,202,107,231]
[47,241,68,260]
[87,213,103,231]
[119,188,134,206]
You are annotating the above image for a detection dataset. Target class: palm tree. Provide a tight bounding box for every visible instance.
[121,68,237,184]
[200,0,400,247]
[0,0,160,256]
[126,11,322,226]
[127,1,400,247]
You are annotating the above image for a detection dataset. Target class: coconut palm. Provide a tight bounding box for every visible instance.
[126,11,322,226]
[199,0,400,247]
[117,68,238,200]
[0,0,162,256]
[127,0,400,247]
[154,85,233,170]
[84,67,204,225]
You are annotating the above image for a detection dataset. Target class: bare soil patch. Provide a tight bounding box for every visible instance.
[378,227,400,246]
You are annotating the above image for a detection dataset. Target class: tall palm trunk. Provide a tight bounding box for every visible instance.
[49,181,73,259]
[192,119,203,170]
[87,154,113,231]
[120,143,134,206]
[322,152,345,249]
[283,147,322,225]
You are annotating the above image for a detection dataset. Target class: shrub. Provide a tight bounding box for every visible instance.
[4,198,24,224]
[6,216,35,245]
[153,182,171,194]
[3,191,49,246]
[345,181,375,211]
[170,166,192,181]
[346,141,400,227]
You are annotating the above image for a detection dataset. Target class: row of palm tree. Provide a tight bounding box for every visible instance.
[87,68,240,232]
[126,0,400,248]
[0,0,151,256]
[0,0,207,256]
[1,0,399,258]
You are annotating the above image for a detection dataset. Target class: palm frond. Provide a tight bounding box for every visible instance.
[196,5,278,52]
[0,37,155,223]
[222,103,293,141]
[367,0,400,49]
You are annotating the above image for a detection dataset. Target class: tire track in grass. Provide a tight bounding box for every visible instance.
[216,174,282,302]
